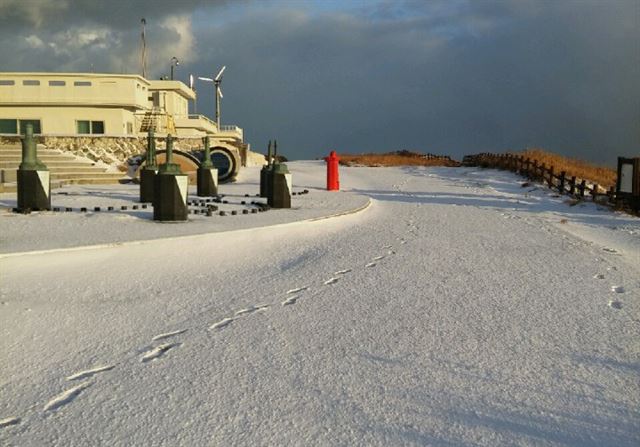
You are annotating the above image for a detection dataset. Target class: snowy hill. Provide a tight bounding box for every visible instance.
[1,163,638,446]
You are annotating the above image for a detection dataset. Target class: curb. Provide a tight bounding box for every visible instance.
[0,196,372,259]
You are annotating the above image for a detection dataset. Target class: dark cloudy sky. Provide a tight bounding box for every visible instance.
[1,0,638,165]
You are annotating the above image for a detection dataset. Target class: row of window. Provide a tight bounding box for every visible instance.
[0,80,147,90]
[0,119,105,135]
[0,80,94,87]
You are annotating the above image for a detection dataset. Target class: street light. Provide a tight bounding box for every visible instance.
[170,56,180,80]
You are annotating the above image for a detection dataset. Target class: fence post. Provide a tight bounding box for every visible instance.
[591,183,599,201]
[548,166,554,188]
[558,171,566,194]
[608,186,615,204]
[569,176,576,195]
[579,179,586,198]
[532,160,538,180]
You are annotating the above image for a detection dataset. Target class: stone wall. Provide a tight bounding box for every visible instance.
[245,150,267,167]
[0,135,263,168]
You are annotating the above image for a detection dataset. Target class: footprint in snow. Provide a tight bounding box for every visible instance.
[66,365,115,381]
[602,247,618,254]
[286,286,309,294]
[282,296,299,306]
[608,300,623,310]
[324,277,339,285]
[593,274,605,280]
[334,269,351,275]
[610,286,625,294]
[152,329,188,341]
[365,262,377,268]
[400,240,407,245]
[141,343,180,362]
[0,417,20,428]
[209,318,234,330]
[44,382,92,412]
[372,255,385,261]
[235,305,270,316]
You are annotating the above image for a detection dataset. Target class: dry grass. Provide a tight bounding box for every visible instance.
[516,148,616,188]
[339,151,459,167]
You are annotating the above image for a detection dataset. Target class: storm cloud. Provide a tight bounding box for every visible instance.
[0,0,637,164]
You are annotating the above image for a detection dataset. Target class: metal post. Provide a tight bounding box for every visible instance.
[197,135,218,196]
[17,124,50,212]
[154,134,188,221]
[140,129,157,203]
[260,140,273,198]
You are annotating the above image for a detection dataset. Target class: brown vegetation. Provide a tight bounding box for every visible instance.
[338,151,459,167]
[515,148,616,188]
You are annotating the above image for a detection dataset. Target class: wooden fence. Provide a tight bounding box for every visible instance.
[462,153,639,214]
[423,153,452,161]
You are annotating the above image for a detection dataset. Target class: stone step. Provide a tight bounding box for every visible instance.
[0,148,64,156]
[1,169,119,183]
[0,161,98,169]
[50,172,126,180]
[0,154,78,162]
[58,177,127,185]
[0,180,68,193]
[0,165,108,172]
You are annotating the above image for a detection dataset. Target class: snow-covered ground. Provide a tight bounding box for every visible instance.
[1,162,638,446]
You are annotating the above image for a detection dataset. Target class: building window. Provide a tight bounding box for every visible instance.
[23,80,40,86]
[127,122,133,134]
[19,119,42,134]
[49,80,65,86]
[0,80,15,85]
[0,119,41,134]
[92,121,104,134]
[0,119,17,133]
[77,120,105,134]
[74,81,92,86]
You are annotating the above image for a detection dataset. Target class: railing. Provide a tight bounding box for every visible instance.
[186,114,217,127]
[218,125,243,140]
[463,153,639,214]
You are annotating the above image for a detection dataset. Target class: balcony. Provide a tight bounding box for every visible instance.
[173,114,218,136]
[218,125,243,142]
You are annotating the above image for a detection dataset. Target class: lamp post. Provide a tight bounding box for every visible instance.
[170,56,179,80]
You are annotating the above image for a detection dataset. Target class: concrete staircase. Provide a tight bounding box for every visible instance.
[0,143,127,193]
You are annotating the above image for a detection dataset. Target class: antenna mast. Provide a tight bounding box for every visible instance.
[140,18,147,78]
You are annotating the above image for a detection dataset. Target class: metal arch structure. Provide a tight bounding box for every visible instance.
[202,145,241,183]
[136,146,240,184]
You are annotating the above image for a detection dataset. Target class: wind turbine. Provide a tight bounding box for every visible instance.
[198,65,226,129]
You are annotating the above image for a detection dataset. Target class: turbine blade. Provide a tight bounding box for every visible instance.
[217,86,223,99]
[189,74,194,89]
[198,76,213,82]
[214,65,226,81]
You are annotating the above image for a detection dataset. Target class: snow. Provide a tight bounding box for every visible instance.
[1,162,638,446]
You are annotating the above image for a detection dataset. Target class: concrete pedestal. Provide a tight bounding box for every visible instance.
[17,169,50,211]
[140,168,156,203]
[260,166,271,198]
[269,172,292,209]
[153,174,188,221]
[197,167,218,197]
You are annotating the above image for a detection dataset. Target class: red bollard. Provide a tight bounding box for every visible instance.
[325,150,340,191]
